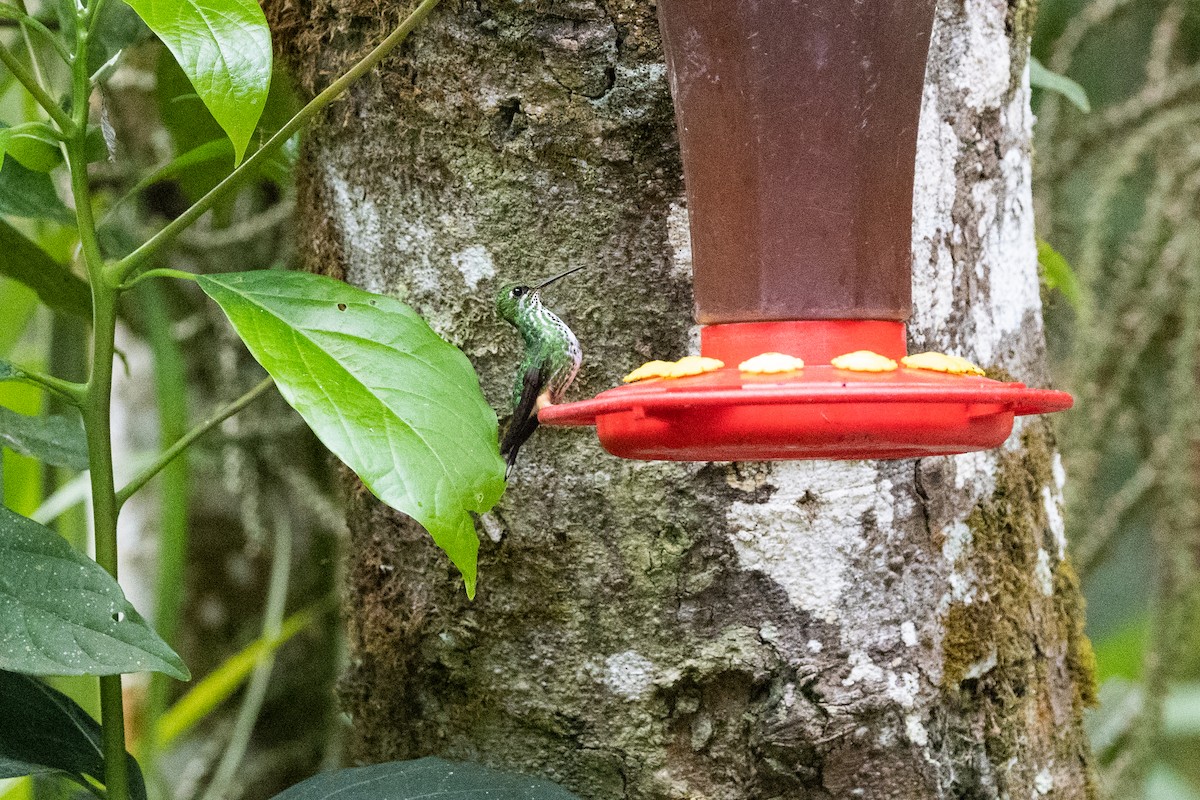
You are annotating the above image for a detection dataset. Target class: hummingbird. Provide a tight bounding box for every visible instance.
[496,265,584,478]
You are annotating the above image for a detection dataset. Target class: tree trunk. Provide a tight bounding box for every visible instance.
[270,0,1098,796]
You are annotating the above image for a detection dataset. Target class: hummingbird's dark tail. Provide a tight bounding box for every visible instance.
[501,361,550,479]
[501,415,539,479]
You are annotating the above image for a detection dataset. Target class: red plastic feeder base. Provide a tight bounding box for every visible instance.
[538,321,1073,461]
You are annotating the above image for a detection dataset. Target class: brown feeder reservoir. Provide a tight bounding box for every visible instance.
[540,0,1072,460]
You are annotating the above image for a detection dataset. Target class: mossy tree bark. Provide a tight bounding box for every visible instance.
[269,0,1098,796]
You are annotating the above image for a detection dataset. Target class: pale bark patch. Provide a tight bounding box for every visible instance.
[724,461,892,624]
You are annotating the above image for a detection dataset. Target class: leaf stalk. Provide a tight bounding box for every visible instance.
[5,365,87,405]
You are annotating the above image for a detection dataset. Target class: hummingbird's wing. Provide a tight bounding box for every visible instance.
[501,361,550,477]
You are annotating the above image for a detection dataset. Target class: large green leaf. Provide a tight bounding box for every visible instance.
[0,158,73,224]
[0,219,90,319]
[270,758,581,800]
[0,670,147,800]
[127,0,271,164]
[196,271,505,597]
[0,506,189,679]
[0,406,87,470]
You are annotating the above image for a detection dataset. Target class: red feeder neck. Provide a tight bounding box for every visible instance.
[700,320,907,365]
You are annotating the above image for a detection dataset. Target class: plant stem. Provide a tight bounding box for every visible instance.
[68,10,128,799]
[107,0,444,285]
[0,42,74,132]
[115,377,274,507]
[85,0,109,30]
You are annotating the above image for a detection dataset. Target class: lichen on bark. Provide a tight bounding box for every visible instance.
[270,0,1099,796]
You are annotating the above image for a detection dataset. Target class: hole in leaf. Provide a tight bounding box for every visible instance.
[112,611,125,623]
[337,303,347,311]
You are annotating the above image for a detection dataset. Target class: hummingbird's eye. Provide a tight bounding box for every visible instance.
[512,287,526,298]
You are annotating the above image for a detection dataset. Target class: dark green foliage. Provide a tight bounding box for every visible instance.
[0,157,74,224]
[0,219,91,318]
[0,506,189,679]
[270,758,581,800]
[0,405,88,470]
[0,670,148,800]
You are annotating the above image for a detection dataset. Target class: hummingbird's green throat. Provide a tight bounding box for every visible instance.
[496,265,584,477]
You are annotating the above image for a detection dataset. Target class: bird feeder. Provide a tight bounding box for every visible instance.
[540,0,1071,460]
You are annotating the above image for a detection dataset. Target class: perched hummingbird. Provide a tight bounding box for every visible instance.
[496,265,584,477]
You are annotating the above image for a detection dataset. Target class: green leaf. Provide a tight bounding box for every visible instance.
[0,670,147,800]
[0,506,190,679]
[127,0,271,164]
[0,406,87,470]
[270,758,582,800]
[0,219,90,319]
[0,124,63,173]
[0,157,73,224]
[196,272,505,598]
[1030,56,1091,114]
[1037,238,1082,310]
[0,361,15,380]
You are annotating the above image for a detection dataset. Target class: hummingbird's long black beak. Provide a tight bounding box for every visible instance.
[534,264,585,290]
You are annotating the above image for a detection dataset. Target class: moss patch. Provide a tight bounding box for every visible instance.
[1055,559,1099,707]
[941,427,1051,688]
[940,424,1097,792]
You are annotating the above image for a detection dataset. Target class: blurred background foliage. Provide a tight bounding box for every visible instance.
[0,4,342,798]
[1035,0,1200,795]
[2,0,1196,797]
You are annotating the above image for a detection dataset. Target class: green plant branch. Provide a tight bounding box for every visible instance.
[115,376,274,507]
[107,0,444,285]
[4,365,87,405]
[0,16,61,29]
[116,267,197,291]
[0,42,74,132]
[12,0,54,86]
[67,7,129,798]
[86,0,109,30]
